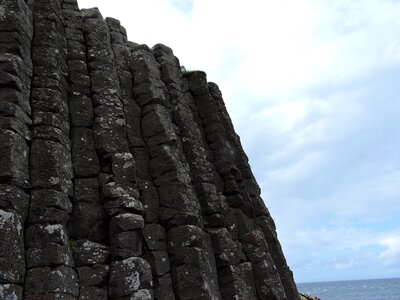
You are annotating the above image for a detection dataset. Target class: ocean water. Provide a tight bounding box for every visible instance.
[297,278,400,300]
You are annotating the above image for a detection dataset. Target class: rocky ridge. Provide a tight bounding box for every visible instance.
[0,0,299,299]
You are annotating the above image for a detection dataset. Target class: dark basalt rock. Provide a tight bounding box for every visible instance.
[0,0,299,299]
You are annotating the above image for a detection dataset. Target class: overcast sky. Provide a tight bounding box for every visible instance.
[79,0,400,283]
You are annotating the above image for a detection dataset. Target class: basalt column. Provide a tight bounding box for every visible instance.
[62,1,110,299]
[209,83,299,300]
[0,1,299,299]
[24,0,79,299]
[82,7,153,299]
[0,0,32,298]
[152,44,258,300]
[185,71,291,300]
[130,45,221,300]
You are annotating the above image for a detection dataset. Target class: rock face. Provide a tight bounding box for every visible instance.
[0,0,299,299]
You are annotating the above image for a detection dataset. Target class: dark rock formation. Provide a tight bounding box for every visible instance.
[0,0,299,299]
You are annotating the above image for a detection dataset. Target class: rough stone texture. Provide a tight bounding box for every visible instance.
[0,0,298,299]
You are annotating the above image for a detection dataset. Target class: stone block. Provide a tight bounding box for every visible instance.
[141,104,176,145]
[32,126,70,149]
[0,129,29,183]
[71,127,100,178]
[32,111,69,134]
[68,95,93,127]
[77,264,109,286]
[24,266,79,298]
[143,224,167,251]
[145,250,170,276]
[0,185,29,222]
[30,139,73,195]
[0,210,24,284]
[0,117,30,140]
[73,178,100,203]
[138,180,159,223]
[68,202,108,242]
[73,240,110,266]
[110,231,143,259]
[0,88,30,115]
[26,244,73,268]
[109,257,152,298]
[111,152,136,183]
[110,213,144,235]
[78,286,108,300]
[29,190,72,224]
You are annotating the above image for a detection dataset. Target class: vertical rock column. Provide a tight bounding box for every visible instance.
[106,19,174,300]
[209,83,299,300]
[0,0,32,298]
[82,9,153,299]
[130,46,221,300]
[152,44,258,300]
[186,71,287,300]
[62,1,111,299]
[24,0,79,299]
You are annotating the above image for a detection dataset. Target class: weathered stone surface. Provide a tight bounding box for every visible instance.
[0,284,23,300]
[73,240,110,266]
[0,117,30,140]
[138,180,159,223]
[0,185,29,222]
[0,129,29,183]
[110,213,144,235]
[143,224,167,251]
[68,201,108,241]
[154,274,175,300]
[142,104,176,146]
[69,95,93,127]
[109,257,152,298]
[71,127,100,178]
[167,225,221,299]
[24,266,79,298]
[158,182,202,227]
[78,286,108,300]
[111,152,137,182]
[73,178,100,203]
[30,139,73,195]
[0,210,24,284]
[29,189,72,225]
[77,264,109,286]
[0,1,299,298]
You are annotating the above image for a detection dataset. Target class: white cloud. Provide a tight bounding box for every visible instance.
[379,237,400,266]
[334,259,361,270]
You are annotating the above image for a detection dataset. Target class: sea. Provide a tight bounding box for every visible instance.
[297,278,400,300]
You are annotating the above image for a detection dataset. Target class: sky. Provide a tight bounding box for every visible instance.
[79,0,400,283]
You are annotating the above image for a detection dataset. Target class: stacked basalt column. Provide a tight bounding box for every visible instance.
[62,1,110,299]
[185,71,289,299]
[0,0,32,298]
[129,46,221,299]
[23,0,79,299]
[209,83,299,300]
[106,19,174,300]
[152,44,258,299]
[81,8,153,299]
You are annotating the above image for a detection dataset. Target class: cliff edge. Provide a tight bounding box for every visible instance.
[0,0,299,299]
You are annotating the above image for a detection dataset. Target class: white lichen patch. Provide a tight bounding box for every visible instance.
[116,118,125,126]
[0,6,6,20]
[0,284,16,299]
[0,210,14,228]
[126,271,140,292]
[49,177,60,185]
[123,161,134,169]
